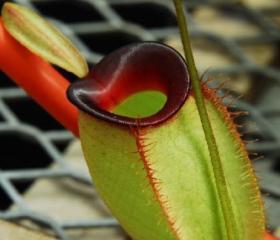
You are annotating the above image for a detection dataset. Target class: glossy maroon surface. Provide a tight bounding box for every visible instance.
[67,42,190,126]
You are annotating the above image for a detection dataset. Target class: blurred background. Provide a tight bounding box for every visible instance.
[0,0,279,239]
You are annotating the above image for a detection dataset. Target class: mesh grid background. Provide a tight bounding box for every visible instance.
[0,0,279,239]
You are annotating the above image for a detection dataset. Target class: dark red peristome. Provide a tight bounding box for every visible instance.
[67,42,190,127]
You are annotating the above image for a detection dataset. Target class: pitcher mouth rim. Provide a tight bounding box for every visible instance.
[67,42,191,127]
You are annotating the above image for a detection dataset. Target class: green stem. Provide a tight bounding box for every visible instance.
[172,0,238,239]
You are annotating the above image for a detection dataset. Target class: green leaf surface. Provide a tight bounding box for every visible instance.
[78,88,265,240]
[142,93,265,239]
[113,91,167,118]
[2,3,88,77]
[79,111,176,240]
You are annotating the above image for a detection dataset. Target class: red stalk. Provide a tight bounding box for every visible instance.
[266,233,279,240]
[0,19,79,136]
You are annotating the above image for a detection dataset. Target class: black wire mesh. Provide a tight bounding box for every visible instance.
[0,0,279,239]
